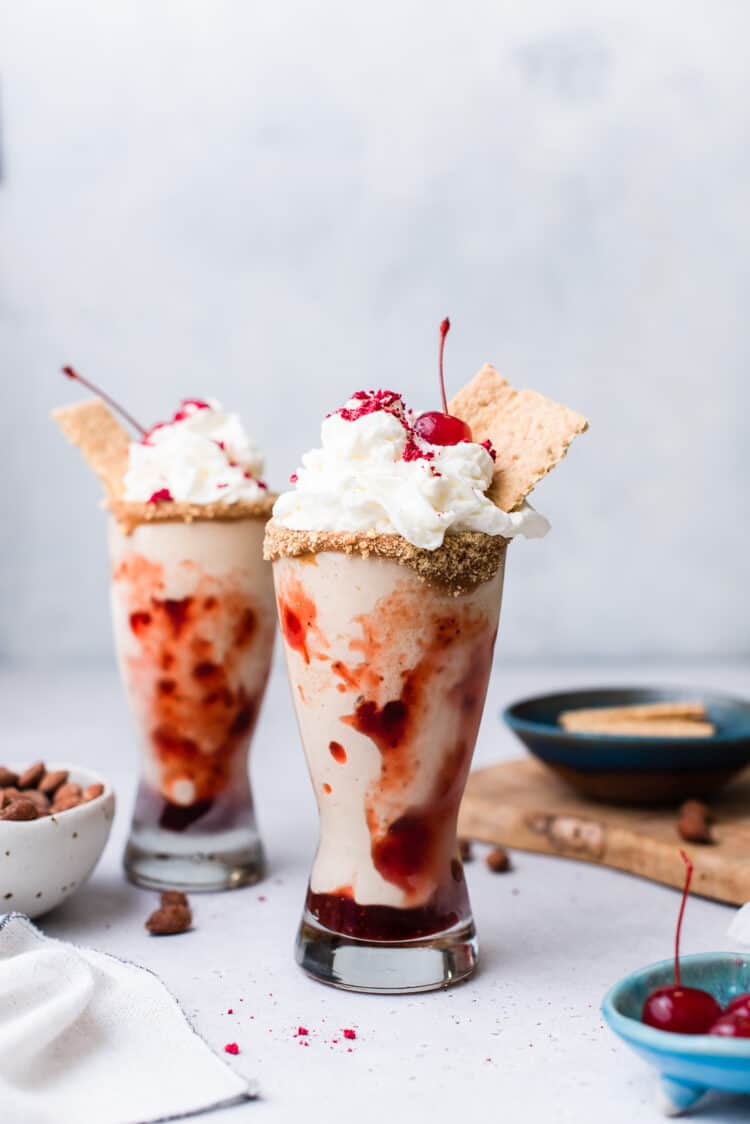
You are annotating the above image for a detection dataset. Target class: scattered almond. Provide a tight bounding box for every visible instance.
[160,890,189,908]
[17,762,45,790]
[0,768,19,788]
[146,904,192,935]
[677,800,713,844]
[485,846,511,873]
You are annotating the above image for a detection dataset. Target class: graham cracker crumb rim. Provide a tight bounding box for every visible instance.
[263,521,507,595]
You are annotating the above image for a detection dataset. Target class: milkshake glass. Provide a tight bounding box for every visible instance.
[270,532,506,992]
[111,513,275,891]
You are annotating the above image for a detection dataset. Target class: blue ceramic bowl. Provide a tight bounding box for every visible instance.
[503,687,750,805]
[602,953,750,1114]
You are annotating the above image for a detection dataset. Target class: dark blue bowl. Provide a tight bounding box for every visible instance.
[503,687,750,805]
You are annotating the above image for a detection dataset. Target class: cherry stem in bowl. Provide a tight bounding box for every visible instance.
[62,366,146,437]
[674,849,692,987]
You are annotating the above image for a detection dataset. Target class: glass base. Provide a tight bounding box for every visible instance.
[124,823,265,892]
[295,909,478,993]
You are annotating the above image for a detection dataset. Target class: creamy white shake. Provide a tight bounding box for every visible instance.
[274,549,504,938]
[111,517,275,831]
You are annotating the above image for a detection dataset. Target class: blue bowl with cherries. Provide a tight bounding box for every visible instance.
[603,952,750,1114]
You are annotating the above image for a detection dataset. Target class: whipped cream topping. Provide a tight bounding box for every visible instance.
[273,390,549,550]
[123,399,268,505]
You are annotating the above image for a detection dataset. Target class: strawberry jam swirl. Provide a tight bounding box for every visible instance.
[275,553,502,940]
[273,389,549,550]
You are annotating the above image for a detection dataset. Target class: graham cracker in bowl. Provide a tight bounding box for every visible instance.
[450,364,588,512]
[559,701,715,738]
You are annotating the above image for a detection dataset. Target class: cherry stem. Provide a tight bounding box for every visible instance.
[675,849,693,988]
[61,366,147,437]
[438,317,450,414]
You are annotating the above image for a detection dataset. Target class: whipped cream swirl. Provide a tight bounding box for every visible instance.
[123,399,268,505]
[273,390,549,550]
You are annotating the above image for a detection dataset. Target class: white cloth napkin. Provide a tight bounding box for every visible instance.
[0,913,254,1124]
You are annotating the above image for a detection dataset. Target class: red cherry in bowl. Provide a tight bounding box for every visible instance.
[413,318,473,448]
[641,850,722,1035]
[642,986,721,1035]
[724,993,750,1018]
[709,1012,750,1037]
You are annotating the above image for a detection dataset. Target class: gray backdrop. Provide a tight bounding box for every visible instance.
[2,1,748,665]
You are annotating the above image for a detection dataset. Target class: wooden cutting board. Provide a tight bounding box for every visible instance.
[458,758,750,905]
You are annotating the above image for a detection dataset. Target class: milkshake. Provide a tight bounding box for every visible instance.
[54,381,275,890]
[266,322,587,991]
[271,543,505,944]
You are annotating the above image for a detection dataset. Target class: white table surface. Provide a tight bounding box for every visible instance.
[1,660,749,1124]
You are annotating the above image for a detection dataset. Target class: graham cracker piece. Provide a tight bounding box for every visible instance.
[559,701,714,737]
[559,715,715,738]
[264,521,507,595]
[559,702,707,729]
[449,364,588,512]
[52,398,130,500]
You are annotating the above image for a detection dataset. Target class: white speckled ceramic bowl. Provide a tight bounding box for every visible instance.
[0,764,115,919]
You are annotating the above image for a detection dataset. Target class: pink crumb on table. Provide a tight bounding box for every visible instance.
[343,1028,356,1040]
[296,1027,309,1037]
[224,1043,239,1055]
[227,1008,233,1014]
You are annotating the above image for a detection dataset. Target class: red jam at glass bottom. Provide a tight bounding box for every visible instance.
[307,874,470,942]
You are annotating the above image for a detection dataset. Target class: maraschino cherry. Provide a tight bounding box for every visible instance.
[708,992,750,1036]
[413,318,473,446]
[725,993,750,1016]
[62,366,146,437]
[709,1012,750,1038]
[642,851,722,1034]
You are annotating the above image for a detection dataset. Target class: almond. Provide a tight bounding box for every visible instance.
[52,795,83,814]
[160,890,189,908]
[0,798,40,821]
[24,790,50,814]
[40,770,69,797]
[83,783,105,802]
[0,768,19,788]
[54,783,82,804]
[485,846,511,873]
[677,800,713,844]
[17,762,45,790]
[146,904,192,935]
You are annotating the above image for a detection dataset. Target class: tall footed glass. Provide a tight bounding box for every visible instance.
[110,516,275,891]
[273,539,506,992]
